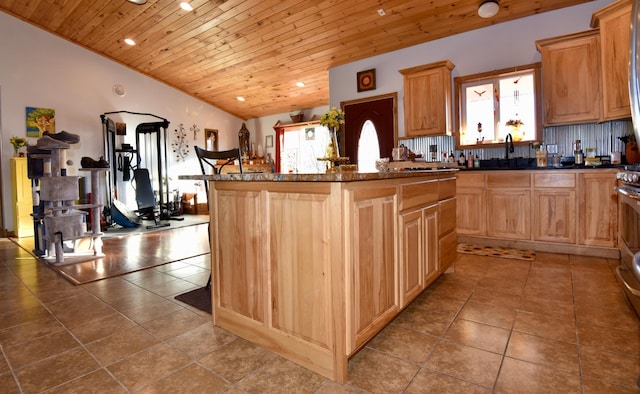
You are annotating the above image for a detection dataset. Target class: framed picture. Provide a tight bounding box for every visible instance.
[265,135,274,148]
[357,69,376,92]
[26,107,55,137]
[305,128,315,140]
[204,128,219,151]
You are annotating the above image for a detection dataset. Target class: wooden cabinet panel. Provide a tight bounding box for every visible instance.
[536,30,601,125]
[578,172,618,247]
[487,172,531,188]
[533,189,576,243]
[399,180,438,211]
[269,192,332,348]
[399,210,423,307]
[424,205,440,285]
[456,188,485,235]
[487,190,531,240]
[592,0,632,120]
[400,60,454,137]
[533,172,576,188]
[11,158,34,238]
[216,190,264,321]
[350,191,398,350]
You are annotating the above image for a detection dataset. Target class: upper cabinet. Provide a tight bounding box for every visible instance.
[591,0,632,121]
[399,60,455,137]
[536,30,602,126]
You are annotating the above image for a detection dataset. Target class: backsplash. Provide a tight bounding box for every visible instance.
[402,119,634,161]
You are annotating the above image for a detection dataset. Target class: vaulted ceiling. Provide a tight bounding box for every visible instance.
[0,0,593,120]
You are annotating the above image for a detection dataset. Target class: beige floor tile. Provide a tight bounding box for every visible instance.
[345,347,418,392]
[457,301,517,329]
[67,312,136,344]
[46,369,127,394]
[425,276,476,301]
[107,343,191,392]
[14,348,100,393]
[535,252,570,264]
[518,295,575,320]
[505,331,579,373]
[580,345,640,386]
[424,341,502,388]
[468,287,521,309]
[199,338,276,383]
[410,290,466,314]
[0,314,65,347]
[444,318,510,354]
[405,369,491,393]
[513,311,577,343]
[576,304,640,332]
[0,372,20,393]
[166,322,237,360]
[495,357,581,393]
[120,297,184,324]
[0,304,52,331]
[4,330,80,369]
[52,301,118,329]
[138,363,229,393]
[239,357,327,393]
[367,324,439,364]
[391,304,457,336]
[315,381,366,393]
[84,325,160,366]
[582,376,640,393]
[141,308,209,340]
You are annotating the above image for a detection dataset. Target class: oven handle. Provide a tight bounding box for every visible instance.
[616,265,640,297]
[615,186,640,201]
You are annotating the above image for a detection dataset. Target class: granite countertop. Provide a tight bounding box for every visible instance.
[179,168,458,182]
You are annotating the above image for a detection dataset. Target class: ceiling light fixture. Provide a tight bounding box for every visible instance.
[296,81,305,87]
[124,38,136,46]
[127,0,147,4]
[237,96,245,102]
[179,2,193,11]
[478,1,499,18]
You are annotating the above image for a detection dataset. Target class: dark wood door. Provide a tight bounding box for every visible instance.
[343,94,397,164]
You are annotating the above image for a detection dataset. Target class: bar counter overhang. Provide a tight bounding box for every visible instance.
[179,169,458,383]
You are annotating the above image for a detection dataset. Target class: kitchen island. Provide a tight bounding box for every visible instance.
[180,170,457,382]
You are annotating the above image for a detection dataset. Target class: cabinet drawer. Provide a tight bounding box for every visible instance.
[438,197,456,236]
[439,178,456,199]
[399,181,438,211]
[457,172,485,188]
[487,172,531,188]
[533,172,575,188]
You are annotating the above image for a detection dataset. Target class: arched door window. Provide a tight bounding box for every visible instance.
[357,120,380,172]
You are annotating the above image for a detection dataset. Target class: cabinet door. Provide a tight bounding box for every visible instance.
[594,1,632,120]
[350,190,398,351]
[456,188,485,235]
[578,172,618,247]
[400,61,454,137]
[487,190,531,240]
[399,210,423,308]
[533,189,576,243]
[423,205,439,286]
[10,158,34,238]
[537,30,601,125]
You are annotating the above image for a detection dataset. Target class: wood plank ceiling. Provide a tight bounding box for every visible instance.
[0,0,593,120]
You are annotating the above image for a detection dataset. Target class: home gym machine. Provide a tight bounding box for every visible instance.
[101,111,183,228]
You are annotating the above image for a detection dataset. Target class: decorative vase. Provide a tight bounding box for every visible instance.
[13,148,19,157]
[326,127,340,159]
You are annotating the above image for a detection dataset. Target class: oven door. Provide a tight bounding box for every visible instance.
[615,186,640,317]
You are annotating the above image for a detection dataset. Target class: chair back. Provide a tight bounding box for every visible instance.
[194,146,243,196]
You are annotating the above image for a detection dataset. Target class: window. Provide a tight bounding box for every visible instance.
[357,120,381,172]
[455,63,541,147]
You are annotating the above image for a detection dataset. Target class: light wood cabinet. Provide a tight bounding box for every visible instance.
[536,30,602,126]
[456,169,618,257]
[591,0,632,121]
[456,172,486,236]
[399,60,454,137]
[10,157,34,238]
[578,172,618,247]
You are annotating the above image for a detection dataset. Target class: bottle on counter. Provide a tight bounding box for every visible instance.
[458,151,466,166]
[574,139,584,166]
[467,153,474,168]
[474,155,480,168]
[449,151,455,163]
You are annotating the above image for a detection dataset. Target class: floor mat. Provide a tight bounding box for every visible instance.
[175,287,211,314]
[457,243,535,261]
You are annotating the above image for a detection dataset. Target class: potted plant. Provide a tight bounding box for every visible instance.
[9,136,27,157]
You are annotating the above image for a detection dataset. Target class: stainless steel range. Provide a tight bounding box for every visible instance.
[615,168,640,318]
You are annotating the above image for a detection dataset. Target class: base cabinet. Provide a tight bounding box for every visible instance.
[10,158,34,238]
[456,169,618,257]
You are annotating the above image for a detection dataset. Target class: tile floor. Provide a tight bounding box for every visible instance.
[1,238,639,393]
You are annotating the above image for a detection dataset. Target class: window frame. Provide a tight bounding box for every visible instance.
[454,63,542,149]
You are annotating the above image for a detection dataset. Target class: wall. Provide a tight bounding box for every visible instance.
[0,11,244,233]
[326,0,617,158]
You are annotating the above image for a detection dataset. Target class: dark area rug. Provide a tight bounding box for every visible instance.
[457,243,535,261]
[175,286,211,314]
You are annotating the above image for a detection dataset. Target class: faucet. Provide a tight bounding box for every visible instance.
[505,133,515,161]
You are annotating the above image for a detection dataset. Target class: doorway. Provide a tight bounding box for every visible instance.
[342,93,397,168]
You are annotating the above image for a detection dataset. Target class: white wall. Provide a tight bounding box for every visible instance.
[0,11,244,232]
[328,0,612,138]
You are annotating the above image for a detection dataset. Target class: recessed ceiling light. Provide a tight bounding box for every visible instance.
[296,81,305,87]
[127,0,147,4]
[377,9,386,16]
[478,1,499,18]
[179,2,193,11]
[124,38,136,46]
[237,96,245,102]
